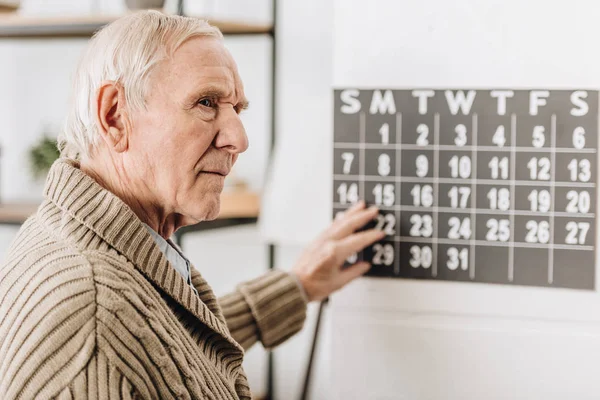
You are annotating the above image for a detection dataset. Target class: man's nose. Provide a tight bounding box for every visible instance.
[214,106,249,155]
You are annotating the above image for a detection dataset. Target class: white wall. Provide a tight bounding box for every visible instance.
[259,0,334,246]
[260,0,600,399]
[330,1,600,399]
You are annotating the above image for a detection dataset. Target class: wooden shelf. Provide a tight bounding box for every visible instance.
[0,13,273,38]
[218,190,260,219]
[0,203,38,224]
[0,1,19,12]
[0,190,260,225]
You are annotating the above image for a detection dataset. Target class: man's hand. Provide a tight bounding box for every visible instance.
[292,201,385,302]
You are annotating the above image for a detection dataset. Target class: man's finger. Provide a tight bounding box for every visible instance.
[338,261,371,287]
[336,229,385,261]
[346,200,366,215]
[331,206,379,239]
[332,200,364,223]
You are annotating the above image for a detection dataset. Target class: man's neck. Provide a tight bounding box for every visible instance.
[79,150,179,239]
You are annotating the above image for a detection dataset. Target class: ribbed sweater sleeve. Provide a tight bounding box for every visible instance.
[219,270,308,350]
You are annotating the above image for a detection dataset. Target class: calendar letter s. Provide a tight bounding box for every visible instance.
[340,89,361,114]
[570,91,589,117]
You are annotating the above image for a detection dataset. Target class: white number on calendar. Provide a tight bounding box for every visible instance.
[454,124,468,146]
[525,220,550,244]
[448,186,471,209]
[341,152,354,174]
[410,214,433,237]
[488,156,509,179]
[378,153,391,176]
[373,184,395,206]
[449,155,472,179]
[372,243,394,266]
[337,182,358,204]
[447,247,468,271]
[566,190,591,214]
[379,123,390,145]
[573,127,586,149]
[410,245,432,268]
[487,188,510,211]
[565,221,590,245]
[493,125,506,147]
[568,159,591,182]
[486,219,510,242]
[342,153,354,175]
[411,184,433,207]
[374,213,397,235]
[528,189,551,212]
[416,124,429,146]
[448,217,471,239]
[416,154,429,177]
[532,126,546,148]
[527,157,551,180]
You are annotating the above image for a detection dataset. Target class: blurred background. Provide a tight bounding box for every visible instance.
[3,1,600,400]
[0,1,330,399]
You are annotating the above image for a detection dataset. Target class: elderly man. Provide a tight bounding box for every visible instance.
[0,10,383,400]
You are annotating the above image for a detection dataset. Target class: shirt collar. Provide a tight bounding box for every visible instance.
[141,223,192,284]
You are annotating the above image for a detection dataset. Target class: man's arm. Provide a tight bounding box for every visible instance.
[216,201,384,351]
[218,269,308,350]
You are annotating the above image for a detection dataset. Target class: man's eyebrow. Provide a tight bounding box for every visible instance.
[196,85,229,98]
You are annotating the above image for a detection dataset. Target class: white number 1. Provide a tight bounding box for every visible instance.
[379,123,389,145]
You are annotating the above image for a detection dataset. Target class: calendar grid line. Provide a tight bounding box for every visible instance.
[334,143,597,153]
[470,113,478,279]
[359,112,366,201]
[391,236,593,251]
[332,203,595,218]
[433,112,440,277]
[334,174,596,188]
[549,114,557,284]
[395,112,402,275]
[509,113,516,282]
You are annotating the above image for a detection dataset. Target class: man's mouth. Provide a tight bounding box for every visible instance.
[203,170,229,177]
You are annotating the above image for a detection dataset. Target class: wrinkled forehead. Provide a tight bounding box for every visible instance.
[150,36,245,99]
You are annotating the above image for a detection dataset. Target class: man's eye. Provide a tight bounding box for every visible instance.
[198,98,215,108]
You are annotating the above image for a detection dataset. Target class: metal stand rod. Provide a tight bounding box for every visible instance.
[266,244,276,399]
[300,297,328,400]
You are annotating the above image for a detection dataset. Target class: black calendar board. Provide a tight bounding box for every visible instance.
[333,89,598,289]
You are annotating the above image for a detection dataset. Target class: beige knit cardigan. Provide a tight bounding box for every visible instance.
[0,158,307,399]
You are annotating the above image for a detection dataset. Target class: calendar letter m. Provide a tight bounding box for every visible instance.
[369,90,396,114]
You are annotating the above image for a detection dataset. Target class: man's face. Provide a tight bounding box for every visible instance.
[126,36,249,224]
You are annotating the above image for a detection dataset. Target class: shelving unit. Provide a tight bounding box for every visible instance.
[0,13,272,38]
[0,3,277,399]
[0,8,268,228]
[0,190,259,225]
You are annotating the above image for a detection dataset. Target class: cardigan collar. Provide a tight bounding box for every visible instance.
[43,158,242,355]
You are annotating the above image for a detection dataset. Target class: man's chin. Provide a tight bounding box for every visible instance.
[191,197,221,223]
[203,204,221,221]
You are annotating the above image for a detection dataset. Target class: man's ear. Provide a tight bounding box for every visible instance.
[94,81,130,153]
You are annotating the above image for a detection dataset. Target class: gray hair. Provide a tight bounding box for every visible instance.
[58,10,223,158]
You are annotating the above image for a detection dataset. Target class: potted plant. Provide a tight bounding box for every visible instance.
[28,136,60,180]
